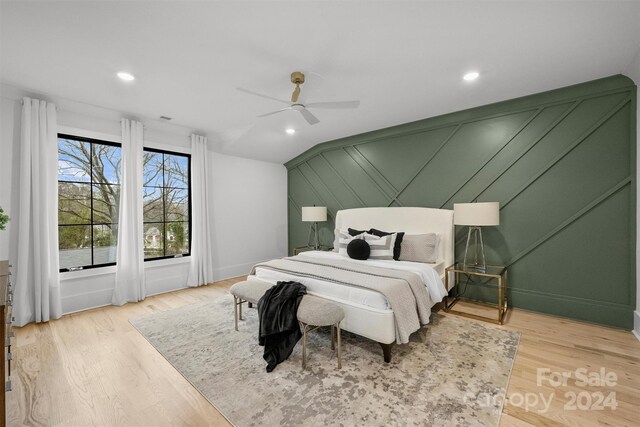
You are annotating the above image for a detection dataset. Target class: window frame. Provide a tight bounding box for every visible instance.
[57,133,122,272]
[142,146,192,262]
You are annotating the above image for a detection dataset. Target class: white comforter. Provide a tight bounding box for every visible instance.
[252,251,448,311]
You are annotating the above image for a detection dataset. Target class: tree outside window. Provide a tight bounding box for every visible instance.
[58,135,121,270]
[142,148,191,260]
[57,135,191,271]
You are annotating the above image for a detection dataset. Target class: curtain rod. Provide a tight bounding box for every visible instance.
[19,97,208,136]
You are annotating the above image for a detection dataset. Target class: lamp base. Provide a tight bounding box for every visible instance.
[463,226,486,272]
[307,222,320,250]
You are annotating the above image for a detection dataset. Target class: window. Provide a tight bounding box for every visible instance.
[57,135,191,271]
[143,148,191,260]
[58,134,121,271]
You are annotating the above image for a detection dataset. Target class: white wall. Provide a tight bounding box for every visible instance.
[624,48,640,340]
[0,96,19,261]
[0,84,287,315]
[209,152,288,278]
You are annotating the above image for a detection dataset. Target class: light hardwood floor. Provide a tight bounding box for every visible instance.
[6,277,640,427]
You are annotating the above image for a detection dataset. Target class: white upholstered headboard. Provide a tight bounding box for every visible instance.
[334,207,454,271]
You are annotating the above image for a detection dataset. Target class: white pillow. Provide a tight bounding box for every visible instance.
[333,229,340,252]
[362,232,396,260]
[336,230,365,255]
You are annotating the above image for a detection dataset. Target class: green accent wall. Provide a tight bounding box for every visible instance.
[285,75,637,330]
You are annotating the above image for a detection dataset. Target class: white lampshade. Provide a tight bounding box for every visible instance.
[302,206,327,222]
[454,202,500,226]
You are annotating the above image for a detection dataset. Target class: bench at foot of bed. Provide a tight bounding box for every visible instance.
[230,279,395,363]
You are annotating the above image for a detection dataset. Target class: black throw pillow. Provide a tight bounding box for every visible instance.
[347,238,370,260]
[369,228,404,261]
[348,227,368,237]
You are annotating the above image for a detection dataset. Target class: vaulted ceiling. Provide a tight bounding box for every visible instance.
[1,1,639,163]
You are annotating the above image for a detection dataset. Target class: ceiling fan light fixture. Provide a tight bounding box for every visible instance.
[463,71,479,81]
[117,71,135,81]
[290,72,304,102]
[237,71,360,127]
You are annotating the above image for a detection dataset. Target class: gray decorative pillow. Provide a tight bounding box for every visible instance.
[399,233,438,263]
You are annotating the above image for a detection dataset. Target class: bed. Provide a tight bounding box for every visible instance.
[250,207,454,362]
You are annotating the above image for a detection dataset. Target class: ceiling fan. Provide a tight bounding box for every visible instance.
[237,71,360,126]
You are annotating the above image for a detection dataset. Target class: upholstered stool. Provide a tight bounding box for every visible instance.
[229,279,272,331]
[297,295,345,369]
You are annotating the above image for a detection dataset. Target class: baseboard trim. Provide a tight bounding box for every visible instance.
[634,311,640,342]
[510,289,633,329]
[146,274,188,295]
[61,288,113,315]
[462,285,634,329]
[213,256,284,282]
[58,257,283,316]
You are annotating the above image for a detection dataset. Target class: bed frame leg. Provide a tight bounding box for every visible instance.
[379,343,393,363]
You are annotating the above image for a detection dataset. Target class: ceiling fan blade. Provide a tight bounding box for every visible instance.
[305,100,360,109]
[236,87,290,105]
[257,107,292,118]
[291,85,301,103]
[299,108,320,125]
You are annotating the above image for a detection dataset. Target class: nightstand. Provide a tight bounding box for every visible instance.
[443,262,508,325]
[293,246,333,255]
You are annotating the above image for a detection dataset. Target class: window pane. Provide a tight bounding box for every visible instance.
[144,223,164,259]
[59,225,91,269]
[58,138,90,182]
[166,222,189,256]
[165,188,189,221]
[164,154,189,189]
[143,152,163,187]
[92,144,121,184]
[141,149,191,260]
[93,224,118,265]
[93,184,120,224]
[58,182,91,224]
[182,224,190,255]
[143,187,164,222]
[58,135,123,270]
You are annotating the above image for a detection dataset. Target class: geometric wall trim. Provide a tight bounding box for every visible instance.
[286,75,636,329]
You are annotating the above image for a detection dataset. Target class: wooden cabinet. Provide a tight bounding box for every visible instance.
[0,261,12,427]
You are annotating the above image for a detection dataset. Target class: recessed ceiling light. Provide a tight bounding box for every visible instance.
[286,128,296,135]
[463,71,479,81]
[117,71,135,81]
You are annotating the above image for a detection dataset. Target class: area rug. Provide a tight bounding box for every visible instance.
[130,296,519,427]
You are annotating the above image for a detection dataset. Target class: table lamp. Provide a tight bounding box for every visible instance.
[302,206,327,250]
[453,202,500,271]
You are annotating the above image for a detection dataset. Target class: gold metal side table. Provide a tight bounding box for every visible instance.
[444,262,508,325]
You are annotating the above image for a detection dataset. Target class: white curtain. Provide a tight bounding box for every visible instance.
[112,119,145,305]
[186,134,214,287]
[14,97,62,326]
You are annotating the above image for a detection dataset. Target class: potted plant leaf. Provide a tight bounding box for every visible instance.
[0,207,9,231]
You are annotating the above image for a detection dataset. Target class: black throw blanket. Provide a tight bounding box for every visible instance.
[257,281,306,372]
